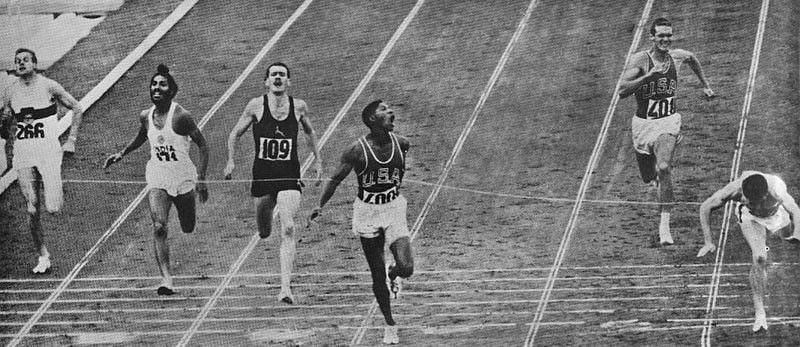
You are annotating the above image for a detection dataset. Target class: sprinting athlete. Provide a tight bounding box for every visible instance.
[697,171,800,332]
[618,17,714,246]
[1,48,84,273]
[104,64,209,295]
[310,100,414,345]
[224,62,323,304]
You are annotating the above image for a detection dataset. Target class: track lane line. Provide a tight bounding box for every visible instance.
[523,1,655,345]
[175,1,427,345]
[700,0,770,345]
[5,1,312,345]
[350,0,543,344]
[0,0,200,194]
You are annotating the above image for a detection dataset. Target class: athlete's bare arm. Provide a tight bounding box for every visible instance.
[697,177,745,257]
[173,105,209,202]
[295,98,323,185]
[49,80,83,152]
[223,97,259,179]
[103,110,149,168]
[771,179,800,238]
[670,49,714,97]
[618,52,659,98]
[309,141,363,220]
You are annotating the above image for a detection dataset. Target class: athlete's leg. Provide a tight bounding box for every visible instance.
[254,194,277,239]
[148,188,175,294]
[39,152,63,213]
[739,220,769,332]
[18,167,50,272]
[635,152,657,184]
[653,133,679,245]
[173,190,197,234]
[388,236,414,280]
[360,233,395,326]
[275,190,301,303]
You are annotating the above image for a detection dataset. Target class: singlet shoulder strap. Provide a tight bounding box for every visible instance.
[356,136,370,176]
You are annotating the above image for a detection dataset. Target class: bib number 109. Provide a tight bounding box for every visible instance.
[258,138,293,161]
[647,97,675,119]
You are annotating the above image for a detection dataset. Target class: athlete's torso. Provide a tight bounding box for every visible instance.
[635,52,678,119]
[252,96,300,179]
[146,102,194,169]
[356,133,405,204]
[8,75,60,152]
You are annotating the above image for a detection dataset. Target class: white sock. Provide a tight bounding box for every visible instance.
[660,212,670,228]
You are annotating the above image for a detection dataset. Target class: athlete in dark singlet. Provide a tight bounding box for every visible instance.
[619,17,714,246]
[310,100,414,345]
[225,62,323,304]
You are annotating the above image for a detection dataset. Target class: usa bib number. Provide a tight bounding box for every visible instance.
[258,138,293,161]
[16,123,45,140]
[359,186,399,205]
[646,97,675,119]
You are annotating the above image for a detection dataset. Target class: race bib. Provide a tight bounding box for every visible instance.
[646,97,675,120]
[257,137,293,161]
[16,122,45,140]
[358,186,399,205]
[154,145,179,162]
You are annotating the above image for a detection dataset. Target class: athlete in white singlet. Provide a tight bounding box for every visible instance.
[698,171,800,332]
[1,48,84,274]
[310,100,414,345]
[104,64,208,295]
[619,18,714,246]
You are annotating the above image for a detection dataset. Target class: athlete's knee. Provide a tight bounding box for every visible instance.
[258,223,272,239]
[395,262,414,278]
[153,221,168,238]
[656,161,671,174]
[753,255,768,268]
[281,221,296,238]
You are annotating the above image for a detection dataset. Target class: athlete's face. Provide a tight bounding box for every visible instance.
[651,25,673,52]
[14,52,36,77]
[371,102,395,132]
[150,75,173,104]
[265,66,290,94]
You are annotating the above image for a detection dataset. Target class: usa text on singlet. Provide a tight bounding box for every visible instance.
[356,133,404,205]
[635,52,678,120]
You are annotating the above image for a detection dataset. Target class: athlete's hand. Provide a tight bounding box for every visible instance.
[702,87,715,99]
[313,163,323,187]
[62,137,76,155]
[223,161,235,180]
[696,243,716,258]
[196,181,209,203]
[103,152,123,168]
[307,207,322,225]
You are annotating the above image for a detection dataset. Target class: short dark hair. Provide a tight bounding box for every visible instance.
[151,64,179,96]
[15,48,37,64]
[650,17,672,36]
[361,100,382,127]
[742,174,769,201]
[265,62,290,79]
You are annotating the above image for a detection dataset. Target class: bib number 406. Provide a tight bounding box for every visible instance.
[647,97,675,119]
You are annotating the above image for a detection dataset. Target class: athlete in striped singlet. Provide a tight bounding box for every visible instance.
[698,171,800,332]
[104,64,209,295]
[619,18,714,246]
[310,100,414,345]
[1,48,84,274]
